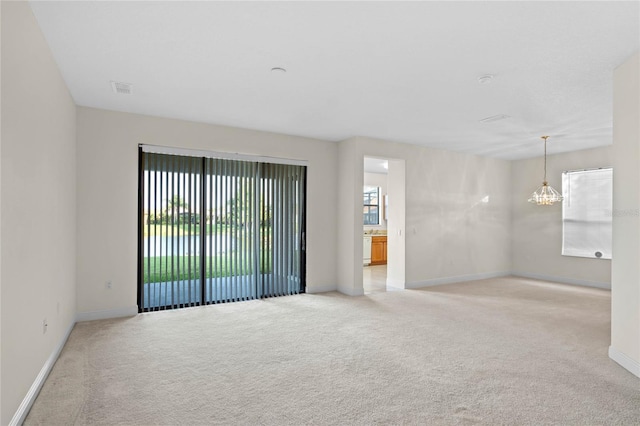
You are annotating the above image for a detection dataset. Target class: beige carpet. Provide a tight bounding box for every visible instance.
[25,277,640,425]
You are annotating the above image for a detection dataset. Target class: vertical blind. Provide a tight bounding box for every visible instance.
[561,168,613,259]
[138,149,306,312]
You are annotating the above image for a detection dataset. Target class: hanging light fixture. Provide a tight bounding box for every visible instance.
[528,136,564,205]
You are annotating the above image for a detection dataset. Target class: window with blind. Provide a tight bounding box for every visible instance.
[363,186,380,225]
[561,168,613,259]
[138,147,306,312]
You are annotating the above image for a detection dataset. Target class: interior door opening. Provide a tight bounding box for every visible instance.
[362,156,405,294]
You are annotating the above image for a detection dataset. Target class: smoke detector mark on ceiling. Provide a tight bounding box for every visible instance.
[111,81,132,95]
[477,74,494,84]
[271,67,287,73]
[480,114,510,123]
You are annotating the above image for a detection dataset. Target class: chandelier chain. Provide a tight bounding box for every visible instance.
[543,135,548,183]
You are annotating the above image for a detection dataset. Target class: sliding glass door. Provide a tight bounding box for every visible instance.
[203,158,258,303]
[139,152,203,310]
[258,162,306,299]
[138,148,306,312]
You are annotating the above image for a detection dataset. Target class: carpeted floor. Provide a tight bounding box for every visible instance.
[25,277,640,425]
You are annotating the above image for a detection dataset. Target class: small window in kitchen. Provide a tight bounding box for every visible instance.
[363,186,380,225]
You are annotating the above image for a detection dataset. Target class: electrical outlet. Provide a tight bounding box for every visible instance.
[105,280,112,289]
[43,318,48,334]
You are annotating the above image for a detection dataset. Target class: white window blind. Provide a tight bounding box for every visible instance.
[562,168,612,259]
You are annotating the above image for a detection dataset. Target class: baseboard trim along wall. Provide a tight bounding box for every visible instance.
[11,305,140,424]
[386,279,405,291]
[306,284,338,294]
[338,286,365,297]
[9,320,76,426]
[406,271,510,289]
[9,306,138,426]
[76,305,139,322]
[513,272,610,290]
[609,346,640,378]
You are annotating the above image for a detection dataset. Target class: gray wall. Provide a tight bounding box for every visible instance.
[611,52,639,373]
[76,107,339,315]
[1,3,77,423]
[338,136,513,295]
[511,146,613,288]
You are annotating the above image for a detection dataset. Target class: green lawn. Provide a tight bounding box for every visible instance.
[143,254,273,283]
[143,223,231,237]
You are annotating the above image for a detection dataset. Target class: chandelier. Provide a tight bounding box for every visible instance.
[528,136,563,205]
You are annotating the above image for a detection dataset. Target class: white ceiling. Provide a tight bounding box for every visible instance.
[29,1,639,160]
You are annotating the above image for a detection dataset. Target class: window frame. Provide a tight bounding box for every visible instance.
[363,186,380,226]
[561,167,613,260]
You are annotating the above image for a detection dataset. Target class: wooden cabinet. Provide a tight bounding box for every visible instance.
[370,236,387,265]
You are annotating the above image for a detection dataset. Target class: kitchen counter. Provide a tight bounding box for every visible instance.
[364,229,387,236]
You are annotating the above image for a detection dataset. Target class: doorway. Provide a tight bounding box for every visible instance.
[362,156,405,293]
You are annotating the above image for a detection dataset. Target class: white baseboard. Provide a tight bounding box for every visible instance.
[386,279,405,290]
[338,286,365,297]
[11,305,138,424]
[609,346,640,378]
[406,271,510,289]
[513,272,610,290]
[305,284,337,294]
[9,320,76,426]
[76,305,138,322]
